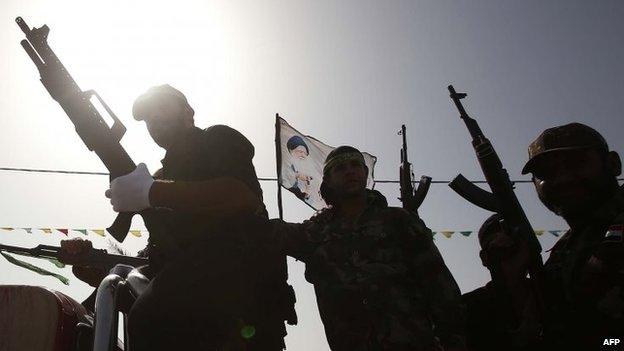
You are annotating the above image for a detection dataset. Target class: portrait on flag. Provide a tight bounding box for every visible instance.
[277,116,376,210]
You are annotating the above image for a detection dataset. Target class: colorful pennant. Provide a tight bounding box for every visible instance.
[441,231,454,238]
[549,230,561,237]
[0,226,565,239]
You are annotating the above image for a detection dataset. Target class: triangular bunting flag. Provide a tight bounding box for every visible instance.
[92,229,106,237]
[441,231,454,238]
[23,228,32,234]
[534,230,544,236]
[549,230,561,237]
[129,230,142,237]
[75,229,88,236]
[57,229,69,235]
[40,228,52,234]
[460,231,472,237]
[1,227,14,231]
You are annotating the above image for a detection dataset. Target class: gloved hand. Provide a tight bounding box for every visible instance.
[105,163,154,212]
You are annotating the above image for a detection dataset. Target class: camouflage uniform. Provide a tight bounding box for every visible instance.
[543,185,624,349]
[272,190,465,350]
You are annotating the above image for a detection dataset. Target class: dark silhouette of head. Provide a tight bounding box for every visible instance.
[132,84,195,150]
[320,146,368,206]
[523,123,621,222]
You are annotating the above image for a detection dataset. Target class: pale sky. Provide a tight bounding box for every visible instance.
[1,1,622,350]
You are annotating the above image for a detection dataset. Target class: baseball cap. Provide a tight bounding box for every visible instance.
[132,84,190,121]
[521,123,608,175]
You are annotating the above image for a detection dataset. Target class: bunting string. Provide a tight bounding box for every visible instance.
[428,229,565,238]
[0,227,147,237]
[0,227,565,238]
[4,166,618,185]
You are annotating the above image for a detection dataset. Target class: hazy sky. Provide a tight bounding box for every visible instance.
[1,1,623,349]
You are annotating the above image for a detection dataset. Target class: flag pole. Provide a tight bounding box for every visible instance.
[275,113,284,220]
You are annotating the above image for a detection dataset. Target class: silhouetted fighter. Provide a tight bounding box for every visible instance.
[520,123,624,349]
[106,85,296,351]
[269,146,465,350]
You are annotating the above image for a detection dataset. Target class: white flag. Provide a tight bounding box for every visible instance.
[277,116,376,210]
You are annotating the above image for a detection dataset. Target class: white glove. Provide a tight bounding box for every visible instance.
[105,163,154,212]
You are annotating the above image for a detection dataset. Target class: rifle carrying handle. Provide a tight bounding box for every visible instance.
[82,90,127,143]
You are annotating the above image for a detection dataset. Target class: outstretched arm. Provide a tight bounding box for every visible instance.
[403,214,466,350]
[149,177,261,216]
[106,164,261,217]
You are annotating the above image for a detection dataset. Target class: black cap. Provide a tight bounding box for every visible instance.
[132,84,190,121]
[478,214,503,248]
[521,123,608,175]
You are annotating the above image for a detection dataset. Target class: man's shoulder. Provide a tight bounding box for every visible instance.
[462,283,494,308]
[203,124,245,140]
[372,204,411,221]
[368,206,435,245]
[383,206,432,230]
[200,125,254,156]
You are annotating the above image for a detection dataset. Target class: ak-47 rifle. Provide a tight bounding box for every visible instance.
[446,85,545,315]
[399,124,432,212]
[0,243,147,270]
[15,17,173,251]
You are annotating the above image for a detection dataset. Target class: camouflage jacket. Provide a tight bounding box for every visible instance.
[543,185,624,348]
[272,190,465,350]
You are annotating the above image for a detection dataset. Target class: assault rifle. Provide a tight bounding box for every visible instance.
[15,17,173,250]
[446,85,545,314]
[0,243,147,270]
[399,124,432,212]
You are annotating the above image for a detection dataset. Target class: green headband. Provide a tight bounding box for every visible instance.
[323,152,366,174]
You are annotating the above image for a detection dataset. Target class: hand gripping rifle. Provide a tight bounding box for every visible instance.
[0,243,147,270]
[15,17,174,251]
[446,85,545,317]
[399,124,432,212]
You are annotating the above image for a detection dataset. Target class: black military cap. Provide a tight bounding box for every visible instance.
[521,123,608,175]
[132,84,191,121]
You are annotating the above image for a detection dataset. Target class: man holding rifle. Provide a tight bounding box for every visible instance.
[465,123,624,350]
[113,144,467,350]
[100,84,296,351]
[463,214,541,351]
[518,123,624,349]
